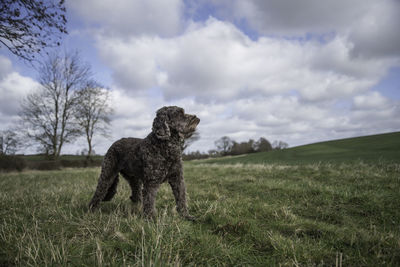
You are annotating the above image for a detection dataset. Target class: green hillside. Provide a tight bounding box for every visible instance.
[201,132,400,165]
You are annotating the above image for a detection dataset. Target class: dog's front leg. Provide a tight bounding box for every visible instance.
[168,165,195,221]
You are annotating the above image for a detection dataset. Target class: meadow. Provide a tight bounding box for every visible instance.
[1,161,399,266]
[1,132,400,266]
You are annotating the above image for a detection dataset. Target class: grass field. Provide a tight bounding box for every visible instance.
[1,160,400,266]
[1,132,400,266]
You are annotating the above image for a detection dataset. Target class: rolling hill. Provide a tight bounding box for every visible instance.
[200,131,400,165]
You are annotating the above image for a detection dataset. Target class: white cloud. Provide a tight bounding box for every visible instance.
[0,55,12,79]
[109,89,156,137]
[348,1,400,58]
[96,18,391,103]
[87,15,400,152]
[68,0,184,37]
[230,0,372,35]
[223,0,400,60]
[353,91,391,110]
[0,56,39,128]
[349,91,400,135]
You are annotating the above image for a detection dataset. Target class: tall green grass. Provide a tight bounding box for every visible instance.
[1,161,400,266]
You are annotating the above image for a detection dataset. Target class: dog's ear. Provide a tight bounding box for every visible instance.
[152,108,171,140]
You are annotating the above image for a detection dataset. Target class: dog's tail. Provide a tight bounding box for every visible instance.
[88,147,120,211]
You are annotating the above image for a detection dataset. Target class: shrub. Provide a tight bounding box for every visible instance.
[0,155,26,172]
[0,155,103,172]
[59,159,102,168]
[27,160,62,170]
[60,159,85,168]
[83,158,102,167]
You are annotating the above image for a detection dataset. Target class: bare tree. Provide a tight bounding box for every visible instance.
[75,82,113,158]
[0,0,67,61]
[182,131,200,151]
[272,140,289,150]
[215,136,234,155]
[0,130,20,155]
[19,51,91,158]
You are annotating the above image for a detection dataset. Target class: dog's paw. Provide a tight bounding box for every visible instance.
[183,214,196,222]
[88,201,100,212]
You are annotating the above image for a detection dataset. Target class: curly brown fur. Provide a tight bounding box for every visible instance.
[88,106,200,220]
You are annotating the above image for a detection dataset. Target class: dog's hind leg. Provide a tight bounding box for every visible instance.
[125,177,143,203]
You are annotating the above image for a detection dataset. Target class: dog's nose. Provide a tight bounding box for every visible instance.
[192,116,200,124]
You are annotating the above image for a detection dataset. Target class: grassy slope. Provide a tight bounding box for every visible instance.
[201,132,400,165]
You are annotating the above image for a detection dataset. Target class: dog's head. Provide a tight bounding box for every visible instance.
[152,106,200,141]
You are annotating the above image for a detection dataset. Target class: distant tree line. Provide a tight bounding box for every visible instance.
[183,136,288,160]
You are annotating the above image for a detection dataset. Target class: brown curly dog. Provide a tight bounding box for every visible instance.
[88,106,200,220]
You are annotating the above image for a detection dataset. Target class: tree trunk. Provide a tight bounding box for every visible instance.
[86,125,92,160]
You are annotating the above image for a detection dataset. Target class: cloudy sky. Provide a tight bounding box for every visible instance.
[1,0,400,154]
